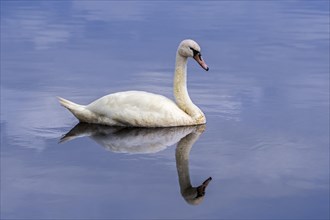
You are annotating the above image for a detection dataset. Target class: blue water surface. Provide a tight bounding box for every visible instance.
[1,1,329,219]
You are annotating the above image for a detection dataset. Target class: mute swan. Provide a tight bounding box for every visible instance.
[58,39,209,127]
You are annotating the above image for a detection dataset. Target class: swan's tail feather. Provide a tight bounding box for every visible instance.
[58,97,94,123]
[58,97,83,110]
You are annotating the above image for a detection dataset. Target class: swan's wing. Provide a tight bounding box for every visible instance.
[86,91,193,127]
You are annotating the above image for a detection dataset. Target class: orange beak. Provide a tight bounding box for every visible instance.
[194,53,209,71]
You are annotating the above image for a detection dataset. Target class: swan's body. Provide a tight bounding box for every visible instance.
[59,39,209,127]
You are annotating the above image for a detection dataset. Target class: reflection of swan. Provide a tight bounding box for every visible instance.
[176,126,212,205]
[58,39,209,127]
[61,123,212,204]
[61,123,196,154]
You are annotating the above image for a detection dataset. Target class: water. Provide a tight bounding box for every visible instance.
[1,1,329,219]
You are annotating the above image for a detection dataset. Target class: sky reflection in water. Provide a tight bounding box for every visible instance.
[1,1,329,219]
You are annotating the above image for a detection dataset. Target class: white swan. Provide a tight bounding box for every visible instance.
[58,39,209,127]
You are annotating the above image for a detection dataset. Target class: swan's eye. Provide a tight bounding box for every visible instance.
[189,47,199,56]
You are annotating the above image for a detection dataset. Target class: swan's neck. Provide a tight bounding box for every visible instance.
[174,54,205,123]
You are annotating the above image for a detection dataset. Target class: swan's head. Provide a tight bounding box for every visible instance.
[178,39,209,71]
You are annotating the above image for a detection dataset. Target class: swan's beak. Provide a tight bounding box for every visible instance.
[194,53,209,71]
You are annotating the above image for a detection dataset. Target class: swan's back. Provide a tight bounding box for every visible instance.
[86,91,194,127]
